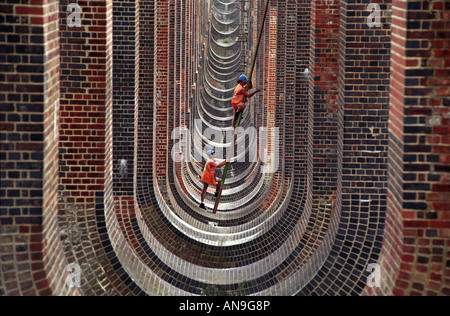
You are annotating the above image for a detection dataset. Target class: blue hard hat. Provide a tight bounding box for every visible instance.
[207,149,215,157]
[239,74,248,83]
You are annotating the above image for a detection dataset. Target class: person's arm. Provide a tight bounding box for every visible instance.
[209,160,226,169]
[243,88,261,99]
[217,159,228,168]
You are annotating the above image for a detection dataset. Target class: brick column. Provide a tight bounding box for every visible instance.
[294,0,311,179]
[336,0,392,290]
[308,0,340,199]
[337,0,392,215]
[59,0,120,294]
[180,0,188,129]
[0,0,77,296]
[59,0,113,209]
[112,0,140,196]
[382,0,450,296]
[154,0,170,184]
[267,6,277,158]
[136,0,154,196]
[259,2,277,163]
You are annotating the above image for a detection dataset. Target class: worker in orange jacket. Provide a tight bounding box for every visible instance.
[199,150,230,210]
[231,74,261,129]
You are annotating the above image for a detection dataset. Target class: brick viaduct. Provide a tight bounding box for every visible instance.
[0,0,449,296]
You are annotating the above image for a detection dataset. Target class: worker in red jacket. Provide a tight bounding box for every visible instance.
[199,150,230,210]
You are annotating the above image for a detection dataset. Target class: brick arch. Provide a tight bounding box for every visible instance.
[1,0,449,297]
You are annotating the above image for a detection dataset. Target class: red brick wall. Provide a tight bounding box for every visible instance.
[59,0,114,208]
[308,0,340,199]
[0,0,78,296]
[377,0,450,296]
[153,0,170,183]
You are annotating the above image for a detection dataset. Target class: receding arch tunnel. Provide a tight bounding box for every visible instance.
[0,0,449,297]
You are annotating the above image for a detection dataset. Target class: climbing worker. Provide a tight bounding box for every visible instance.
[199,149,230,210]
[231,74,261,129]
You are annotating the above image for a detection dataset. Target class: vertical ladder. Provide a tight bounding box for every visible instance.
[213,0,270,214]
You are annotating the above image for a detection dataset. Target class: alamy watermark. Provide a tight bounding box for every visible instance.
[367,4,382,28]
[171,120,279,174]
[66,3,382,31]
[366,263,381,288]
[67,3,82,28]
[66,263,81,289]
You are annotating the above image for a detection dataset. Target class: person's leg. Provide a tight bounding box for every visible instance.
[234,103,245,128]
[200,182,208,206]
[232,103,246,129]
[237,103,246,113]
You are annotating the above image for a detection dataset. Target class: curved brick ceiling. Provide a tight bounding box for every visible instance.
[0,0,449,297]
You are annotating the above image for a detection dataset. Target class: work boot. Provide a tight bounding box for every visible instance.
[199,203,206,210]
